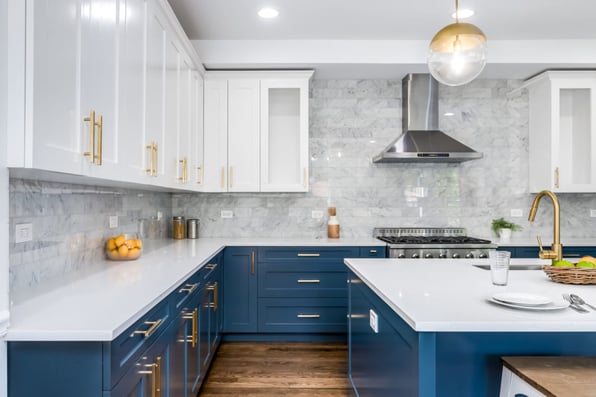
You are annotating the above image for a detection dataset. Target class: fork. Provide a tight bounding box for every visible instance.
[570,294,596,311]
[562,293,589,313]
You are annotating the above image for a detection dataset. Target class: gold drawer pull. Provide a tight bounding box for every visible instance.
[207,282,218,311]
[297,314,320,318]
[251,250,255,274]
[205,263,217,270]
[370,249,377,254]
[179,283,198,294]
[297,279,320,283]
[297,253,320,257]
[130,319,162,338]
[182,309,198,348]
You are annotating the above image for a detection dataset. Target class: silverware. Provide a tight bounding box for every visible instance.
[562,293,589,313]
[569,294,596,311]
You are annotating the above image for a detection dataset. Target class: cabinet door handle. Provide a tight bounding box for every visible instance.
[178,157,188,183]
[297,253,320,257]
[297,314,320,318]
[297,279,320,283]
[83,110,96,163]
[138,356,160,397]
[206,263,217,270]
[130,319,162,338]
[221,166,225,188]
[95,114,103,165]
[153,144,158,176]
[207,282,218,311]
[555,167,560,188]
[183,308,198,348]
[369,249,377,254]
[179,283,198,294]
[145,142,154,175]
[197,164,203,185]
[251,250,255,274]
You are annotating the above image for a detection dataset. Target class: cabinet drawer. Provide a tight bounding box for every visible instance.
[258,298,347,333]
[258,246,359,262]
[359,246,386,258]
[104,298,172,389]
[258,265,347,298]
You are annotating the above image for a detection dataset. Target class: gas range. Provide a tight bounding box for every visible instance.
[374,227,497,259]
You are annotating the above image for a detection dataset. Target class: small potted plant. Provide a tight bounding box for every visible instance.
[491,217,522,242]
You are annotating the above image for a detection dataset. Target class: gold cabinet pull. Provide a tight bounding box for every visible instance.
[297,253,320,257]
[370,249,377,254]
[178,157,188,183]
[155,356,161,397]
[130,319,162,338]
[207,282,218,311]
[95,114,103,165]
[297,279,321,283]
[83,110,96,163]
[229,166,233,188]
[221,166,225,188]
[251,250,255,274]
[205,263,217,270]
[179,283,198,294]
[153,143,158,176]
[182,309,198,348]
[555,167,560,188]
[297,314,320,318]
[303,167,307,188]
[145,142,154,175]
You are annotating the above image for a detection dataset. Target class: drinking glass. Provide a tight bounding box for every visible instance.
[489,250,511,286]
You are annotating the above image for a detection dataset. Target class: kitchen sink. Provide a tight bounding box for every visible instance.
[472,264,544,271]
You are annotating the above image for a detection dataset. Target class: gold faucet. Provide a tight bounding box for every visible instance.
[527,190,563,261]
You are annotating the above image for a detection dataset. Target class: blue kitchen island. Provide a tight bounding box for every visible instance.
[345,258,596,397]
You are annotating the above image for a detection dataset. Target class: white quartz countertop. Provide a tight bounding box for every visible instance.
[345,258,596,333]
[6,237,383,342]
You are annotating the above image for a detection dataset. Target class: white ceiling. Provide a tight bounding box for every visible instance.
[167,0,596,80]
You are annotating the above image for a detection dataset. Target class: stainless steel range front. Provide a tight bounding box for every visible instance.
[374,227,497,259]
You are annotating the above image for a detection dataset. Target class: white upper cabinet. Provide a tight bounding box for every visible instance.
[260,78,310,192]
[526,71,596,193]
[228,79,260,192]
[23,0,84,174]
[203,79,228,192]
[203,71,313,193]
[189,71,205,189]
[10,0,206,191]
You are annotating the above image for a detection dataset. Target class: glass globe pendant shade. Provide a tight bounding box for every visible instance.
[427,22,487,86]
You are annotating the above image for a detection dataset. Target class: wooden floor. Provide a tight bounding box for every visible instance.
[199,342,355,397]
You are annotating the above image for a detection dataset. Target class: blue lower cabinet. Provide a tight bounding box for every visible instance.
[348,270,596,397]
[499,246,596,258]
[223,247,258,333]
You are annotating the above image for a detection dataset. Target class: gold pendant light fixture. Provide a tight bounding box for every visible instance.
[427,0,487,86]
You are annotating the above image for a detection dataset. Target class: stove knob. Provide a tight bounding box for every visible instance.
[424,253,434,259]
[479,252,488,259]
[452,253,461,259]
[397,253,406,259]
[465,253,474,259]
[439,252,448,259]
[411,253,420,259]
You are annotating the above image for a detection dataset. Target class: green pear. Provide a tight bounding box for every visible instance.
[552,260,574,267]
[576,261,596,269]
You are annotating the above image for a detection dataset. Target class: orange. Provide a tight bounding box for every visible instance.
[125,239,136,249]
[128,247,140,258]
[106,238,116,251]
[118,244,129,256]
[115,235,125,247]
[135,239,143,249]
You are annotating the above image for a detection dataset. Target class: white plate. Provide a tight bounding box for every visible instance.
[492,292,552,306]
[488,298,570,311]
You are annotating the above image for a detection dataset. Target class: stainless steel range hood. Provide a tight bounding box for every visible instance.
[373,74,482,163]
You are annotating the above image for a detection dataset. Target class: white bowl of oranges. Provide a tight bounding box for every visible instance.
[106,234,143,261]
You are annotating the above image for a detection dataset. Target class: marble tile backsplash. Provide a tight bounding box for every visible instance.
[173,78,596,241]
[9,179,172,292]
[10,78,596,292]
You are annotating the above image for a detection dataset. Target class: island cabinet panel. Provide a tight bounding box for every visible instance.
[348,270,596,397]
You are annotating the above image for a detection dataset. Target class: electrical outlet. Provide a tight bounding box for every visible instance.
[510,209,523,217]
[109,215,118,228]
[15,223,33,243]
[590,209,596,218]
[221,210,233,219]
[311,210,324,219]
[369,309,379,334]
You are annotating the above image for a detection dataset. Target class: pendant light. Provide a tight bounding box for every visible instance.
[427,0,487,86]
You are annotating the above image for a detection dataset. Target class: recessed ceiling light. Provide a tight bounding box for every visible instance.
[258,7,279,18]
[450,9,475,19]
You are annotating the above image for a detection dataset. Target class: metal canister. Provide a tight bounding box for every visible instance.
[172,216,185,239]
[186,219,199,239]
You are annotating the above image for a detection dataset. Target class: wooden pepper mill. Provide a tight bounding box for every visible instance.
[327,207,340,239]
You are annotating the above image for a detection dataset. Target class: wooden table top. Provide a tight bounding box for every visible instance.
[502,356,596,397]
